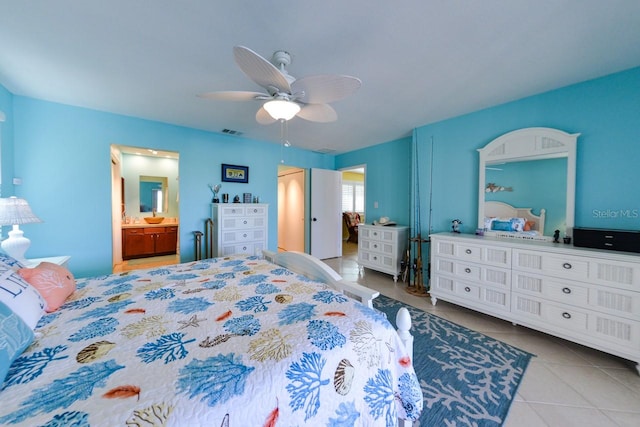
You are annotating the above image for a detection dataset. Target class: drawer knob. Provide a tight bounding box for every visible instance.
[373,256,377,260]
[373,244,378,249]
[243,233,247,238]
[243,220,248,225]
[562,263,572,270]
[464,268,471,274]
[464,286,471,292]
[253,209,258,213]
[242,246,247,250]
[465,249,472,254]
[562,287,572,294]
[562,312,572,319]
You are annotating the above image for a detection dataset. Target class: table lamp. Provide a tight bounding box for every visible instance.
[0,197,43,263]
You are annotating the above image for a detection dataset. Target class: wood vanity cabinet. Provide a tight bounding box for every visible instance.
[123,226,178,260]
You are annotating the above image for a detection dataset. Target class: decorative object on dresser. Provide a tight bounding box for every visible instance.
[0,197,43,264]
[478,127,578,242]
[122,225,178,260]
[211,203,268,257]
[208,183,221,203]
[573,227,640,253]
[430,232,640,375]
[357,224,409,283]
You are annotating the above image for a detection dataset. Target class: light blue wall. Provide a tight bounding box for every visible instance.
[415,66,640,237]
[336,136,412,227]
[4,66,639,278]
[0,86,14,196]
[9,96,334,277]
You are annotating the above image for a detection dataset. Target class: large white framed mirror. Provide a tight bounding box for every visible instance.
[478,127,579,241]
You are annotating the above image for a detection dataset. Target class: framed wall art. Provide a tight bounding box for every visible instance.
[221,164,249,183]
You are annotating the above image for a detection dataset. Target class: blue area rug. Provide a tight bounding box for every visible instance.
[373,295,533,427]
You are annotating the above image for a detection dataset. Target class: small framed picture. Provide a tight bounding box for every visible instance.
[221,164,249,183]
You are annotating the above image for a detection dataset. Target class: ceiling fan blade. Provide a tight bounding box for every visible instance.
[256,106,277,125]
[234,46,291,94]
[291,74,361,104]
[198,91,268,101]
[296,103,337,123]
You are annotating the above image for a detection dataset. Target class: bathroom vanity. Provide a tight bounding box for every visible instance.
[122,223,178,260]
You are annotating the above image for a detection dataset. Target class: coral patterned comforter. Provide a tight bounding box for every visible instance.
[0,255,422,426]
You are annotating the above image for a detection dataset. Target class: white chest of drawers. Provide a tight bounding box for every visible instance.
[430,232,640,374]
[357,224,409,282]
[211,204,268,257]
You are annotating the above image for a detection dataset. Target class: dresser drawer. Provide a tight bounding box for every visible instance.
[220,216,267,230]
[432,238,511,268]
[512,292,640,350]
[221,228,266,244]
[218,206,246,216]
[358,250,395,270]
[431,275,510,311]
[359,239,394,256]
[512,293,589,334]
[513,249,589,281]
[245,205,267,216]
[433,257,510,289]
[220,241,265,257]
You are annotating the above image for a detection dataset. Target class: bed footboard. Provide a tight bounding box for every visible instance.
[263,250,380,307]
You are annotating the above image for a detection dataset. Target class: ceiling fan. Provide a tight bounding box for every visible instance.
[200,46,362,124]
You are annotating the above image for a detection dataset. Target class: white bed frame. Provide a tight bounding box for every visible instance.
[484,200,550,241]
[263,250,415,427]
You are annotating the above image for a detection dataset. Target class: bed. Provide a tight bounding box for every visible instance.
[0,251,422,426]
[483,200,549,241]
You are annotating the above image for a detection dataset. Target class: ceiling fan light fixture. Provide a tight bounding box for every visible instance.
[264,99,300,121]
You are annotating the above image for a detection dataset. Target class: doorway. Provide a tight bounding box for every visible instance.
[110,145,180,272]
[340,165,366,255]
[277,166,306,252]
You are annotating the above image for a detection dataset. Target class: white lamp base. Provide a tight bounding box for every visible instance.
[1,224,31,264]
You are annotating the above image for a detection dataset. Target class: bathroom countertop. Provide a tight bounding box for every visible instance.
[121,222,179,228]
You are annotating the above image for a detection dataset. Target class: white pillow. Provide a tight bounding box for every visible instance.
[0,265,46,330]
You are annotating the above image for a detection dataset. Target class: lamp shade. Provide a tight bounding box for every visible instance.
[0,197,42,263]
[263,99,301,121]
[0,197,42,226]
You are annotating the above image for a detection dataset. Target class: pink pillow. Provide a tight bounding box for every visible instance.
[18,262,76,312]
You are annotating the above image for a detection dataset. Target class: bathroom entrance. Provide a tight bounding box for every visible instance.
[110,145,180,272]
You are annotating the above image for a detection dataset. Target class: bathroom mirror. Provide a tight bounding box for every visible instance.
[478,127,579,240]
[139,175,168,213]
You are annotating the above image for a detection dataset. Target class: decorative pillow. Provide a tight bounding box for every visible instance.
[18,262,76,313]
[490,217,527,232]
[0,300,35,388]
[0,252,25,271]
[0,265,45,329]
[491,220,513,231]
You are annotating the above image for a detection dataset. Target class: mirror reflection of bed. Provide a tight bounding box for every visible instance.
[483,201,546,239]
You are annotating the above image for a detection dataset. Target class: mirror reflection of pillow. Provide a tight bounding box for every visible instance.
[18,262,76,312]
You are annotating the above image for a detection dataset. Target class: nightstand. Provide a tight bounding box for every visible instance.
[24,256,71,269]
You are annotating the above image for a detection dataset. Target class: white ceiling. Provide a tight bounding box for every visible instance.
[1,1,639,154]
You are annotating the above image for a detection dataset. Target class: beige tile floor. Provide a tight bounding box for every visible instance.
[119,243,640,426]
[323,242,640,427]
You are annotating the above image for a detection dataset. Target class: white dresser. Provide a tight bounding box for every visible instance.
[211,204,268,257]
[430,232,640,374]
[357,224,409,282]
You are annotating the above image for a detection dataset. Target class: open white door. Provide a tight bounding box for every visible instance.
[310,168,342,259]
